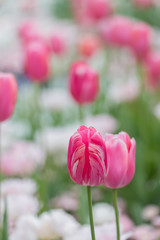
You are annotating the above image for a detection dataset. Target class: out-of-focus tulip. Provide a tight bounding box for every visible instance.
[24,41,50,82]
[69,62,99,104]
[100,16,133,47]
[129,22,152,60]
[67,126,107,186]
[103,132,136,189]
[78,34,101,57]
[87,0,112,21]
[50,35,66,55]
[133,0,155,8]
[0,73,18,122]
[71,0,112,25]
[144,52,160,89]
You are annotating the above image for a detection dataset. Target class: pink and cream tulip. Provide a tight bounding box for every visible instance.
[0,73,18,122]
[24,41,50,82]
[67,126,107,186]
[69,62,99,104]
[103,132,136,189]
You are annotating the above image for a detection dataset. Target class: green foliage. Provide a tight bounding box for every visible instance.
[2,200,8,240]
[51,0,73,19]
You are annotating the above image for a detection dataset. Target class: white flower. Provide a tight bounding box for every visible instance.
[84,114,118,137]
[0,178,37,197]
[0,194,39,223]
[93,203,115,225]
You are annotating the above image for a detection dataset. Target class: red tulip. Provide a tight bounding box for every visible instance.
[103,132,136,189]
[69,62,99,104]
[0,73,18,122]
[24,41,50,82]
[67,126,107,186]
[129,22,152,60]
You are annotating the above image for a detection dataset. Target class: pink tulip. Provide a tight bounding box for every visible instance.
[69,62,99,104]
[129,22,152,60]
[24,41,50,82]
[67,126,107,186]
[144,52,160,89]
[99,16,133,47]
[103,132,136,189]
[0,73,18,122]
[50,34,66,55]
[133,0,155,8]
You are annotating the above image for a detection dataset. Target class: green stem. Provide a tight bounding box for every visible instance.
[87,186,96,240]
[78,105,83,124]
[112,189,120,240]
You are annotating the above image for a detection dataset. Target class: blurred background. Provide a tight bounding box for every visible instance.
[1,0,160,239]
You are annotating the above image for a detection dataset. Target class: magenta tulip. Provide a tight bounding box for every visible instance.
[24,41,50,83]
[69,62,99,104]
[129,22,152,60]
[67,126,107,186]
[0,73,18,122]
[103,132,136,189]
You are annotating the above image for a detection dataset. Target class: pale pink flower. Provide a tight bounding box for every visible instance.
[0,141,45,176]
[142,205,159,221]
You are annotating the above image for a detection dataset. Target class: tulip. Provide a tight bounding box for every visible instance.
[78,34,100,58]
[133,0,155,8]
[0,73,18,122]
[68,125,107,240]
[99,16,133,47]
[69,62,99,105]
[103,131,136,189]
[103,131,136,240]
[87,0,112,21]
[68,125,106,186]
[24,41,50,82]
[144,52,160,89]
[50,35,66,55]
[129,22,152,60]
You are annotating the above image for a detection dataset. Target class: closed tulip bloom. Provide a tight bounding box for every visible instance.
[129,22,152,60]
[69,62,99,104]
[100,16,133,47]
[103,132,136,189]
[87,0,112,21]
[50,34,66,55]
[25,41,50,82]
[67,126,107,186]
[0,73,18,122]
[145,52,160,89]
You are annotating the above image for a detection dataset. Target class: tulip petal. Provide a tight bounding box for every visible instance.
[104,139,128,188]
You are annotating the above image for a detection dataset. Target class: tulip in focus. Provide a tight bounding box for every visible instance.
[100,16,133,47]
[78,34,101,58]
[67,126,107,186]
[103,132,136,189]
[0,73,18,122]
[69,62,99,104]
[129,22,152,60]
[24,41,50,82]
[145,52,160,89]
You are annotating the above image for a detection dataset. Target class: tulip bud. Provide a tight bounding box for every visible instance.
[87,0,112,21]
[67,126,107,186]
[0,73,18,122]
[24,41,50,82]
[103,132,136,189]
[69,62,99,104]
[50,35,66,55]
[129,22,152,60]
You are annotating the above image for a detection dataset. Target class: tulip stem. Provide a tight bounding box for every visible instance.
[78,105,83,124]
[87,186,96,240]
[112,189,120,240]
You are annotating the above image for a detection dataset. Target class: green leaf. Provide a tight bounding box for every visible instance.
[2,199,8,240]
